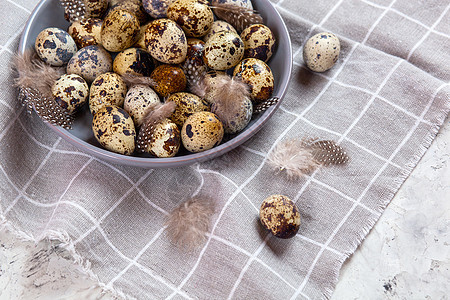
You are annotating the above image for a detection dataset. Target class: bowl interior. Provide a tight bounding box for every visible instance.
[18,0,292,168]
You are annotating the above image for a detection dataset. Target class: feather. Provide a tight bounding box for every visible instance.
[19,87,73,129]
[253,96,279,114]
[308,139,349,166]
[121,74,158,89]
[60,0,86,22]
[189,72,210,99]
[211,3,263,32]
[136,101,176,153]
[165,197,215,249]
[12,50,72,128]
[267,139,320,180]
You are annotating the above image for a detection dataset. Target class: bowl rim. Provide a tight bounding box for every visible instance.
[18,0,293,168]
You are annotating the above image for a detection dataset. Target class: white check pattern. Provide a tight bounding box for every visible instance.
[0,0,449,299]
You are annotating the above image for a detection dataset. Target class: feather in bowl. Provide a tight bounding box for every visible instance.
[18,0,292,168]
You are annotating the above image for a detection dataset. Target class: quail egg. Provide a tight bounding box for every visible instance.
[145,18,187,64]
[68,18,103,49]
[134,22,151,49]
[203,20,237,42]
[83,0,109,19]
[142,0,177,18]
[203,31,244,70]
[166,92,209,127]
[92,105,136,155]
[89,72,128,115]
[240,24,276,62]
[35,27,77,66]
[213,96,253,134]
[109,0,149,24]
[66,45,113,83]
[101,9,140,53]
[143,118,181,158]
[197,71,227,104]
[113,47,155,77]
[52,74,89,114]
[181,111,224,153]
[150,64,187,97]
[124,85,161,127]
[303,32,340,72]
[259,194,301,239]
[167,0,214,38]
[233,58,274,103]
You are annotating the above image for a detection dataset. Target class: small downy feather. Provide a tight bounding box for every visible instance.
[60,0,86,22]
[165,197,215,249]
[136,101,176,153]
[267,139,320,180]
[121,74,158,89]
[211,3,263,32]
[12,50,72,128]
[207,74,251,128]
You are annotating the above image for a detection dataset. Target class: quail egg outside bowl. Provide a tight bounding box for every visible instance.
[18,0,292,168]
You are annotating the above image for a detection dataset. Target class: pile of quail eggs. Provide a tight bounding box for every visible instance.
[33,0,279,158]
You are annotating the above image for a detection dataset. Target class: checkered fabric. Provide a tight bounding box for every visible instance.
[0,0,449,299]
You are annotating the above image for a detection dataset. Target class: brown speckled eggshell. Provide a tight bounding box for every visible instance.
[145,18,187,64]
[181,111,224,153]
[198,71,226,104]
[166,92,209,127]
[167,0,214,38]
[68,18,102,49]
[84,0,109,18]
[92,105,136,155]
[150,64,187,97]
[203,31,244,71]
[52,74,89,114]
[303,32,340,72]
[233,58,274,103]
[109,0,149,24]
[203,20,237,42]
[66,45,112,83]
[143,0,177,18]
[145,118,181,157]
[35,27,77,66]
[89,72,128,115]
[218,96,253,134]
[101,9,140,53]
[240,24,276,62]
[134,23,151,49]
[259,194,301,239]
[113,48,155,77]
[124,85,161,127]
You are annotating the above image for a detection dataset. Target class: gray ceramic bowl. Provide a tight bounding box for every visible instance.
[19,0,292,168]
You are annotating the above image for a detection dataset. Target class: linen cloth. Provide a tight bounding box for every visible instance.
[1,0,449,299]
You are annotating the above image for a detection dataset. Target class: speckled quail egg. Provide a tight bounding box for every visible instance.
[124,85,161,127]
[259,194,301,239]
[150,64,187,97]
[203,20,237,42]
[109,0,149,24]
[233,58,274,103]
[89,72,128,115]
[211,0,253,9]
[68,18,102,49]
[214,96,253,134]
[145,18,187,64]
[181,111,224,153]
[113,48,155,77]
[52,74,89,114]
[101,9,140,53]
[83,0,109,19]
[182,38,207,87]
[92,105,136,155]
[143,118,181,157]
[166,92,209,127]
[66,45,113,83]
[303,32,340,72]
[35,27,77,66]
[142,0,177,18]
[167,0,214,38]
[134,22,151,49]
[241,24,276,62]
[203,31,244,70]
